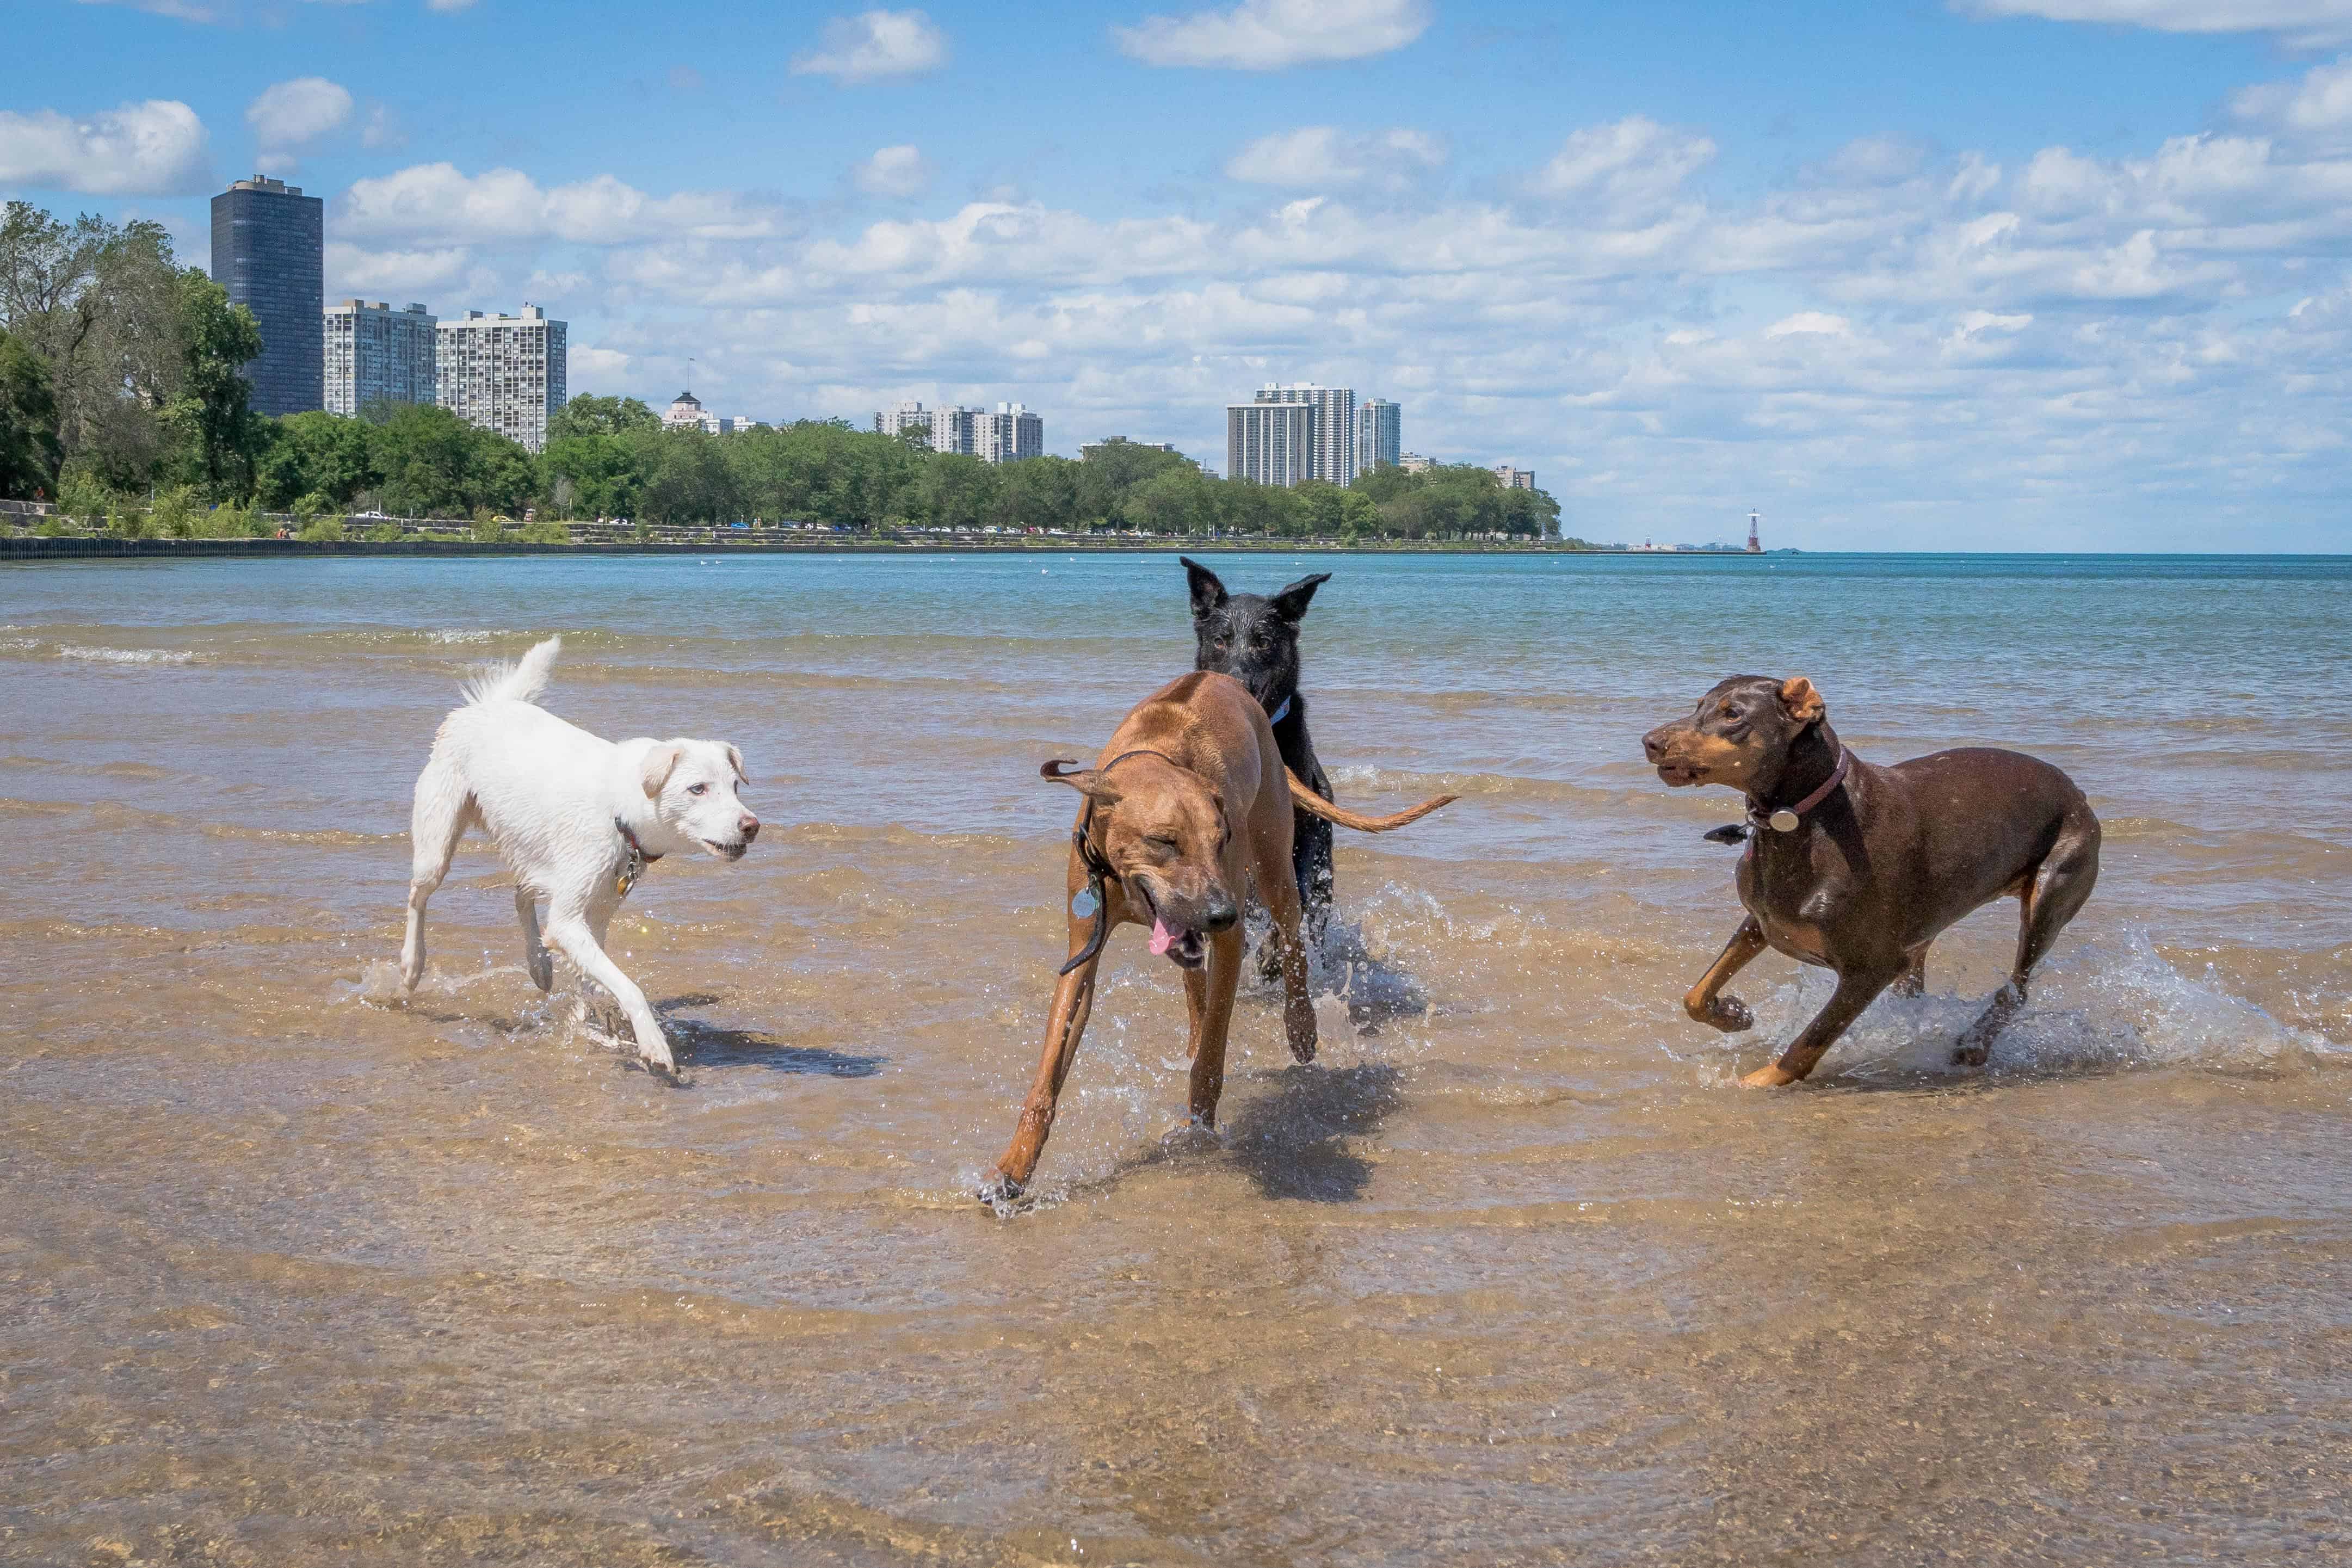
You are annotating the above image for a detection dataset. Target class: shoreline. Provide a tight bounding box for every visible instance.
[0,535,1691,560]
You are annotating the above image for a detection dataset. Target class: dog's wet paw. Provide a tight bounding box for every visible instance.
[1687,993,1754,1033]
[1949,1041,1990,1068]
[1740,1062,1801,1089]
[975,1172,1024,1209]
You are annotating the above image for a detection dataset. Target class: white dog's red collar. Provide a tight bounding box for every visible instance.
[613,817,662,896]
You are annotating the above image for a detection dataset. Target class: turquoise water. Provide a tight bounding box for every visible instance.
[4,550,2349,1565]
[6,549,2347,937]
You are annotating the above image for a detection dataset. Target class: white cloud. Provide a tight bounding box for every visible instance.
[790,10,949,83]
[1115,0,1430,69]
[325,239,472,295]
[1960,1,2352,46]
[1529,116,1716,217]
[569,345,633,388]
[360,103,405,151]
[340,162,796,244]
[2233,54,2352,140]
[1767,311,1851,336]
[426,0,477,10]
[1225,125,1443,187]
[0,99,209,196]
[246,78,353,169]
[855,144,934,197]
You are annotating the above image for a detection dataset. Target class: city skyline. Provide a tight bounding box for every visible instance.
[10,2,2352,547]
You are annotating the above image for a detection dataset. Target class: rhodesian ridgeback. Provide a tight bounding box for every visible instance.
[982,670,1454,1200]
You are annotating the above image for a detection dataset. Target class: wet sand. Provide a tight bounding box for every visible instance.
[4,552,2348,1565]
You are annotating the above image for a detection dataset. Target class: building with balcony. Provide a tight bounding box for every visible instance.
[324,300,436,417]
[435,305,567,452]
[1230,384,1354,487]
[1356,397,1400,478]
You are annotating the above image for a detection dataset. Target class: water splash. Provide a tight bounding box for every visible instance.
[1681,929,2337,1088]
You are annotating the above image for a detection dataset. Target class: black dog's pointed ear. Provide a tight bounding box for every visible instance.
[1180,556,1227,619]
[1268,571,1331,621]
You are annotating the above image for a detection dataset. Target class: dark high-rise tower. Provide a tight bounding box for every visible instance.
[209,176,324,417]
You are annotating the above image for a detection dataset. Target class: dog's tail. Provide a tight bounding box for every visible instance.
[461,635,561,707]
[1286,768,1456,833]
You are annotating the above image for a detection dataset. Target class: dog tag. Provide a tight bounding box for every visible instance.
[1768,808,1800,833]
[1070,887,1099,919]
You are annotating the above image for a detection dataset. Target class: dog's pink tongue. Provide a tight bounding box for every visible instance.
[1150,918,1177,956]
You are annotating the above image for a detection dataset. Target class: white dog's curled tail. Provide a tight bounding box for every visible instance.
[461,635,562,707]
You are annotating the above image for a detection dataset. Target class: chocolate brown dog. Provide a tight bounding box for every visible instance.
[983,671,1454,1200]
[1643,675,2100,1087]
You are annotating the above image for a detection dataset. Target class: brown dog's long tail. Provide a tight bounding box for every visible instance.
[1286,768,1456,833]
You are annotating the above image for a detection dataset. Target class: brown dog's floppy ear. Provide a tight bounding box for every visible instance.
[1180,556,1227,619]
[1041,758,1122,806]
[724,743,748,784]
[640,741,683,798]
[1779,677,1826,726]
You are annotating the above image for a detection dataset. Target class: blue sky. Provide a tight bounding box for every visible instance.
[8,0,2352,549]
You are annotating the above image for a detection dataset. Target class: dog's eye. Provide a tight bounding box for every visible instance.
[687,783,708,796]
[1145,835,1179,854]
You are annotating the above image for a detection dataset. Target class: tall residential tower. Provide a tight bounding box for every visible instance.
[324,300,437,416]
[1229,384,1355,487]
[209,176,324,417]
[1356,397,1400,478]
[436,305,567,452]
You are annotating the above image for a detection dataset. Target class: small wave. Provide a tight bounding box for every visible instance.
[424,628,504,645]
[51,643,199,666]
[1,755,175,780]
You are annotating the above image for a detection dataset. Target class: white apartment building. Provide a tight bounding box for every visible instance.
[324,300,436,417]
[902,400,1042,463]
[435,305,567,452]
[1231,384,1354,487]
[1356,397,1400,478]
[875,399,933,441]
[978,402,1044,462]
[1226,400,1316,487]
[1493,464,1536,490]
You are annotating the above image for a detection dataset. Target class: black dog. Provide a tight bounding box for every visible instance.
[1182,557,1336,958]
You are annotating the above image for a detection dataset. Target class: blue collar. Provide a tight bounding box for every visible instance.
[1265,693,1292,725]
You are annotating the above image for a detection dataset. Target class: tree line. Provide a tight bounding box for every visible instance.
[1,198,1570,543]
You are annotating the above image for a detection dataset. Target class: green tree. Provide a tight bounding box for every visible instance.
[638,429,740,523]
[0,328,61,500]
[0,203,185,489]
[256,410,375,510]
[162,269,263,498]
[546,394,658,441]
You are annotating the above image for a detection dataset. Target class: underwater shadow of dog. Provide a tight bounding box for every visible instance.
[1220,1060,1403,1202]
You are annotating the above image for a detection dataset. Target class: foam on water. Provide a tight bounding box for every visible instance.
[0,637,200,665]
[1675,928,2336,1089]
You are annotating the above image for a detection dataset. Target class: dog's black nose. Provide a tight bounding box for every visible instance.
[1643,732,1668,763]
[1203,898,1239,933]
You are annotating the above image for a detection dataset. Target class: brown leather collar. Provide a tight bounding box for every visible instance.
[1750,748,1849,832]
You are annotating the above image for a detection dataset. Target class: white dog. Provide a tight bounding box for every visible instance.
[399,635,758,1073]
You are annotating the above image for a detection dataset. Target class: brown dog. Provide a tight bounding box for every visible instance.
[983,671,1454,1200]
[1643,675,2100,1087]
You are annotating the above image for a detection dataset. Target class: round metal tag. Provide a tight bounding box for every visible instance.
[1769,808,1800,832]
[1070,887,1100,919]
